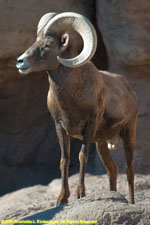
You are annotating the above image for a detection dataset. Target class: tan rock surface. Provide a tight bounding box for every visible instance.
[0,174,150,224]
[96,0,150,75]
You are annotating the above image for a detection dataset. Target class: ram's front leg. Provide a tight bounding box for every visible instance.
[55,122,70,206]
[76,120,96,199]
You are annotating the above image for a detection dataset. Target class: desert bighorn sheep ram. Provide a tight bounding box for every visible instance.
[16,12,138,205]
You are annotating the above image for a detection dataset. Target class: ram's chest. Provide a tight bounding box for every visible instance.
[47,88,86,138]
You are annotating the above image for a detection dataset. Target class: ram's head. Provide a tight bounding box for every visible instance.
[16,12,97,74]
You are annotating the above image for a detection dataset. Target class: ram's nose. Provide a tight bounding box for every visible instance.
[17,57,24,64]
[16,58,23,67]
[16,54,26,68]
[16,54,30,74]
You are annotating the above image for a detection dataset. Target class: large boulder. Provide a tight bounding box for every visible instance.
[96,0,150,173]
[0,0,94,196]
[0,174,150,224]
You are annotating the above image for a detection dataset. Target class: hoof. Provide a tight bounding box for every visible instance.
[56,189,70,206]
[56,197,68,207]
[76,184,86,199]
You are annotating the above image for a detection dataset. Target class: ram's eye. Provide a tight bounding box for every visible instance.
[40,45,50,57]
[45,44,50,49]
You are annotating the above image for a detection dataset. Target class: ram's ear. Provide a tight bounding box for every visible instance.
[61,33,69,47]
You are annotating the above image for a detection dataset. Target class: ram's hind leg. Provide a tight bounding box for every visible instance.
[121,119,137,204]
[96,141,118,191]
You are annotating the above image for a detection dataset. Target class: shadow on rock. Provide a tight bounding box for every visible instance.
[14,204,65,225]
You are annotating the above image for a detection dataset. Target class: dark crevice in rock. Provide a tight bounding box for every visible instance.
[138,111,150,118]
[91,0,108,70]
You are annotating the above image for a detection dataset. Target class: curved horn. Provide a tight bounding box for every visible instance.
[37,12,57,35]
[44,12,97,68]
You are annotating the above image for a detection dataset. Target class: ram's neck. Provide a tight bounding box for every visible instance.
[47,61,103,98]
[47,64,75,84]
